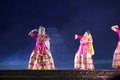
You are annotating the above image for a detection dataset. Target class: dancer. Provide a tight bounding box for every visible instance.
[28,26,55,70]
[74,31,94,70]
[111,25,120,69]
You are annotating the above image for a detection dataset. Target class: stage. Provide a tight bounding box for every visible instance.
[0,70,120,80]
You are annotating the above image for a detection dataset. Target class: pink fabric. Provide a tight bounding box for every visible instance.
[31,56,36,60]
[77,42,89,55]
[36,63,53,67]
[34,42,49,56]
[31,34,38,38]
[81,43,88,55]
[77,35,82,39]
[116,29,120,40]
[76,35,90,55]
[76,62,93,65]
[30,63,34,66]
[32,34,49,56]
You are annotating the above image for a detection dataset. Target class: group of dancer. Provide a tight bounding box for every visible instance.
[27,25,120,70]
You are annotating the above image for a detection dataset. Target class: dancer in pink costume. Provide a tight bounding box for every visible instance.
[74,31,94,70]
[111,25,120,69]
[28,26,55,70]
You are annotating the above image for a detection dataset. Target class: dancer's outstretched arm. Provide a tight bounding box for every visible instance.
[75,34,82,40]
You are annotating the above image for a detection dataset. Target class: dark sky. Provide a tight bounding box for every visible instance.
[0,0,120,69]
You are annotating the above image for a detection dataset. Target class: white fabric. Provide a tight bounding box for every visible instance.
[45,40,50,50]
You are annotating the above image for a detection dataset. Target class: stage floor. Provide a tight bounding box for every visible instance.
[0,70,120,80]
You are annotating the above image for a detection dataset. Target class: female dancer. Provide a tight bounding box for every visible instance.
[28,26,55,70]
[111,25,120,69]
[74,31,94,70]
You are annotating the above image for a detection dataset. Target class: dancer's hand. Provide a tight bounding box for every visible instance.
[111,25,119,32]
[75,34,78,40]
[112,25,118,28]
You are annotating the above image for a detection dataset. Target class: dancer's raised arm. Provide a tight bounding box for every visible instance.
[111,25,119,32]
[28,29,37,36]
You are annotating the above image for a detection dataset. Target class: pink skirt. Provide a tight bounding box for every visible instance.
[28,49,55,70]
[74,52,94,70]
[112,41,120,69]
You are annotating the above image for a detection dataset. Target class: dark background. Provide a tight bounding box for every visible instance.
[0,0,120,70]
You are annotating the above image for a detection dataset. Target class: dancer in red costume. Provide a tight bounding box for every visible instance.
[74,31,94,70]
[28,26,55,70]
[111,25,120,69]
